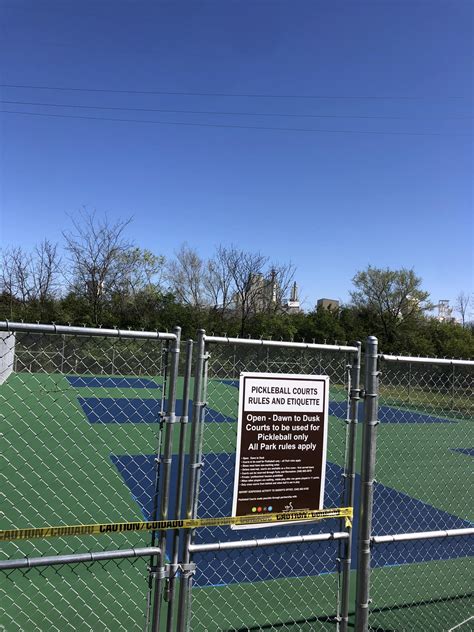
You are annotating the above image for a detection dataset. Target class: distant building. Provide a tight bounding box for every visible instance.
[285,282,300,314]
[436,299,455,323]
[233,273,302,314]
[249,271,277,312]
[317,298,339,311]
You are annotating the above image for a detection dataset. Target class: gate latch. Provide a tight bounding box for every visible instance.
[179,562,196,579]
[160,562,197,601]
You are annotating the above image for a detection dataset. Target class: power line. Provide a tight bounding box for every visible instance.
[1,109,469,136]
[1,99,471,121]
[0,83,468,100]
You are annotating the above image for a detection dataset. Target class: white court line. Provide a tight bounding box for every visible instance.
[448,615,473,631]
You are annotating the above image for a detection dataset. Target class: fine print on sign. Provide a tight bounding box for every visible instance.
[232,372,329,529]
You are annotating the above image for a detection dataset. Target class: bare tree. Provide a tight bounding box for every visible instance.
[1,249,17,312]
[167,244,206,307]
[1,247,27,317]
[203,245,236,314]
[223,247,269,335]
[455,291,472,327]
[31,240,62,303]
[11,247,33,303]
[63,210,133,324]
[199,246,297,333]
[0,242,61,318]
[1,246,34,306]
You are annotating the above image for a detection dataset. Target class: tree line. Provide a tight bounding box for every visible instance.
[1,211,472,358]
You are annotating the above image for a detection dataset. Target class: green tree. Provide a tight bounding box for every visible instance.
[424,319,474,359]
[111,248,165,324]
[351,266,432,347]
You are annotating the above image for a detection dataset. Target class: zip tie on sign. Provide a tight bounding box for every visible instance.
[0,507,353,541]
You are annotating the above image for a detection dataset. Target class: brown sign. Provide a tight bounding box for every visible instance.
[232,373,329,528]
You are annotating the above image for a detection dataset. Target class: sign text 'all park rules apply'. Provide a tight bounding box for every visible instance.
[232,373,329,528]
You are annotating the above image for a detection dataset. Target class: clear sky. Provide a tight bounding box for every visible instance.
[1,0,472,309]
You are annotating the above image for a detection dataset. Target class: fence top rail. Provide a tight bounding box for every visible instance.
[204,334,358,353]
[379,353,474,367]
[0,321,177,341]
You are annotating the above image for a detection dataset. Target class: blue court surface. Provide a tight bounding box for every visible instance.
[207,399,455,424]
[451,447,474,457]
[78,390,457,426]
[111,452,472,587]
[67,376,161,389]
[218,382,456,424]
[219,379,240,388]
[327,401,457,424]
[78,397,234,423]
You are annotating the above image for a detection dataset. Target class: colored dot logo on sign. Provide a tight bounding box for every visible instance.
[268,506,273,512]
[251,507,256,513]
[264,507,267,512]
[257,507,262,513]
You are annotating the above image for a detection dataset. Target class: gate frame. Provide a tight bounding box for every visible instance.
[0,320,180,632]
[354,344,474,632]
[177,330,361,632]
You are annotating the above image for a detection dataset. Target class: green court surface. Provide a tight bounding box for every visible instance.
[1,371,472,631]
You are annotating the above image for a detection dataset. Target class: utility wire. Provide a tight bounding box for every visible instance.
[0,83,468,100]
[1,99,471,121]
[1,109,470,136]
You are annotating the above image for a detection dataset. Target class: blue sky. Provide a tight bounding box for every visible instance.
[1,0,472,309]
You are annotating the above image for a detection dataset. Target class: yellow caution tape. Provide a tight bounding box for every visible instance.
[0,507,353,542]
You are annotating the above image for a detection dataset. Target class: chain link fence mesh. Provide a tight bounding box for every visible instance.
[367,358,473,631]
[0,329,170,631]
[191,541,342,632]
[369,536,473,632]
[1,557,149,632]
[189,342,355,631]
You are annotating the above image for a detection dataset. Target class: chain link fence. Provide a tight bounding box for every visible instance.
[182,334,360,632]
[189,539,345,631]
[374,357,473,535]
[3,324,472,632]
[0,323,177,631]
[369,534,473,632]
[355,347,474,632]
[1,554,153,632]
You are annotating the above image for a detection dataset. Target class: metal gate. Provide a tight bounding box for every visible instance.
[355,338,474,632]
[171,331,361,632]
[0,321,181,631]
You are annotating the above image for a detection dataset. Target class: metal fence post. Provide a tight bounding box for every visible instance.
[145,340,170,631]
[355,336,379,632]
[177,330,206,632]
[150,326,181,632]
[339,342,361,632]
[165,339,194,632]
